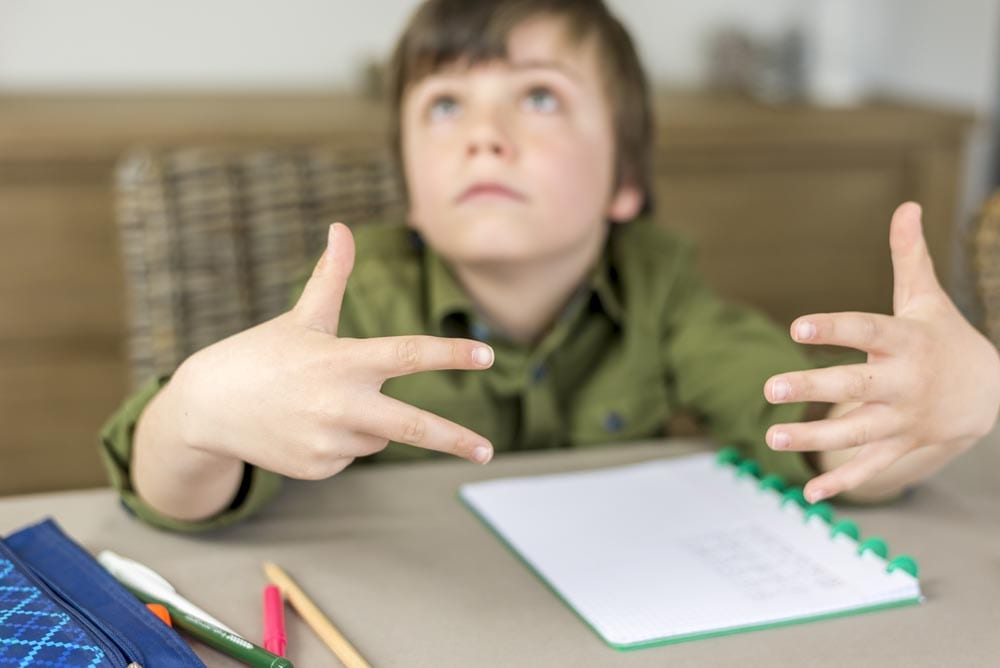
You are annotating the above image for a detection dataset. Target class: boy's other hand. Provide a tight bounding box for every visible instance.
[175,223,496,481]
[763,202,1000,502]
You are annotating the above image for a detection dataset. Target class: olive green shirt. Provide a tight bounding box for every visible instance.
[100,217,816,532]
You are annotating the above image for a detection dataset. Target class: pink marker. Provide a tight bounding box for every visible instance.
[263,584,287,657]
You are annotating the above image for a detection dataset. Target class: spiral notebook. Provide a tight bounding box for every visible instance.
[459,448,923,650]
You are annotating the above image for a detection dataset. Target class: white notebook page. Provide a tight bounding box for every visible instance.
[460,453,921,647]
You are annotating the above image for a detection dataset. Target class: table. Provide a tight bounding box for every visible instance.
[2,431,999,667]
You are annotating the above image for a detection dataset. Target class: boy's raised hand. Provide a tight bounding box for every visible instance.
[176,223,495,481]
[764,202,1000,503]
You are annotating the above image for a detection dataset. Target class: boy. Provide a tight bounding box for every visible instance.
[102,0,1000,532]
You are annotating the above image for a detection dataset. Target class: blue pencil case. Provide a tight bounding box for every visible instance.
[0,518,204,667]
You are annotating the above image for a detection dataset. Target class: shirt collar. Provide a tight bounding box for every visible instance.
[422,234,478,338]
[421,225,627,340]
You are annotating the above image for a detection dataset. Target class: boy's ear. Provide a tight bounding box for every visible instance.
[607,183,644,223]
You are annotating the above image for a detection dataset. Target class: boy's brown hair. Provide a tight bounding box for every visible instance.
[387,0,654,216]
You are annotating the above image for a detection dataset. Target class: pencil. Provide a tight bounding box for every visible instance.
[262,562,371,668]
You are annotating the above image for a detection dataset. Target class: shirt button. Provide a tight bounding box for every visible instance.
[470,321,491,341]
[530,364,547,384]
[604,411,625,433]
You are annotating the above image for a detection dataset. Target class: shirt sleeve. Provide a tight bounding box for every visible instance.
[660,244,818,485]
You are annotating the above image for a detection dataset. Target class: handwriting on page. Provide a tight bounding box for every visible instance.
[684,526,845,601]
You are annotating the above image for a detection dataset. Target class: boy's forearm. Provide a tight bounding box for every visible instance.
[132,367,244,522]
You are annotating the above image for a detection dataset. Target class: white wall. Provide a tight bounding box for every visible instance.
[0,0,422,90]
[0,0,818,91]
[1,1,994,104]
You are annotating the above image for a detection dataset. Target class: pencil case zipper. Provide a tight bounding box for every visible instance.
[0,539,139,667]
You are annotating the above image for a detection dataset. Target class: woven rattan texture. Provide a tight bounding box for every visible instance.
[115,146,404,387]
[971,191,1000,348]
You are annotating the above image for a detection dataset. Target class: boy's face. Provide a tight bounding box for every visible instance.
[401,15,642,268]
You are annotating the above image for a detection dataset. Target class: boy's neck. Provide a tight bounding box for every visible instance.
[450,233,608,346]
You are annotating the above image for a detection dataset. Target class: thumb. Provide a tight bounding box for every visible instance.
[293,222,355,335]
[890,201,941,314]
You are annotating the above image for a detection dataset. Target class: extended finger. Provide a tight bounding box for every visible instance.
[803,438,913,503]
[293,223,355,335]
[353,395,494,463]
[788,312,909,355]
[889,201,942,313]
[766,403,901,452]
[765,364,897,405]
[355,335,494,381]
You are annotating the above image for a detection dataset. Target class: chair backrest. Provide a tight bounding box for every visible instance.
[971,190,1000,348]
[115,145,404,387]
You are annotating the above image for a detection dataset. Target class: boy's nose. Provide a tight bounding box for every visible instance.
[464,116,515,161]
[466,138,509,159]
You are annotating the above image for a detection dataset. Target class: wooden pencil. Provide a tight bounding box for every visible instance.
[263,561,371,668]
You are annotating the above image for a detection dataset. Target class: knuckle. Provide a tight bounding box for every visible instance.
[849,424,871,449]
[840,468,869,491]
[292,451,330,480]
[790,374,808,400]
[859,315,879,344]
[396,337,420,371]
[361,437,391,456]
[452,430,473,457]
[845,371,871,401]
[317,401,347,428]
[399,415,426,444]
[897,367,920,398]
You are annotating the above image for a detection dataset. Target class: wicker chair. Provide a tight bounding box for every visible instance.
[971,191,1000,349]
[115,145,404,388]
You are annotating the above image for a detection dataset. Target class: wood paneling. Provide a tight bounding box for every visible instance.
[659,164,904,326]
[0,350,127,494]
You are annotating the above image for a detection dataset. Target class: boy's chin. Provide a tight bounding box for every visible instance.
[436,239,542,267]
[423,213,534,256]
[417,211,597,266]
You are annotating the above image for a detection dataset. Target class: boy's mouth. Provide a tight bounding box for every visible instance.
[456,181,527,204]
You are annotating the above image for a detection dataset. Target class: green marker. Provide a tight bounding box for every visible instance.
[127,586,293,668]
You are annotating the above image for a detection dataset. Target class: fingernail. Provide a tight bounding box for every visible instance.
[327,223,337,254]
[472,445,493,464]
[771,379,790,401]
[771,431,790,450]
[807,488,826,503]
[473,346,494,367]
[795,321,816,341]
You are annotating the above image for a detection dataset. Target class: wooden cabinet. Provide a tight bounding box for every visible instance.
[0,93,973,494]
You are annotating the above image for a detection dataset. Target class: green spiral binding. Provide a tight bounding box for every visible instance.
[713,448,920,580]
[781,487,808,508]
[715,446,742,467]
[858,536,889,559]
[887,555,920,578]
[735,460,761,479]
[758,474,786,493]
[830,519,860,541]
[804,502,834,524]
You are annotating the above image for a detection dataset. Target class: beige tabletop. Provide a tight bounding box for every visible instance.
[2,430,999,668]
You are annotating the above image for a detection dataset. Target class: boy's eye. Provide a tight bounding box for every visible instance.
[428,95,460,121]
[522,87,559,113]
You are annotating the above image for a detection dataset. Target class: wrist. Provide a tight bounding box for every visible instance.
[170,349,234,464]
[133,370,245,521]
